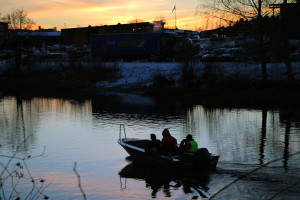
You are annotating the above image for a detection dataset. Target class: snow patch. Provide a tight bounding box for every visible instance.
[96,62,181,88]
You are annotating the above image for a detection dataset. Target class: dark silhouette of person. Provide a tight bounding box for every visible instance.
[179,134,198,155]
[147,133,161,154]
[161,129,178,156]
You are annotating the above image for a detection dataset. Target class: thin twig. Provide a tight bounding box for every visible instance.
[73,162,87,200]
[0,136,47,200]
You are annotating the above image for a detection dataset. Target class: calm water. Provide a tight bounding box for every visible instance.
[0,93,300,200]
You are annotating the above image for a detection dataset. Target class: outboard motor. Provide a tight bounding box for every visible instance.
[193,148,212,163]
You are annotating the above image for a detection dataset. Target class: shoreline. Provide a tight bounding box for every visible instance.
[1,61,300,108]
[1,79,300,108]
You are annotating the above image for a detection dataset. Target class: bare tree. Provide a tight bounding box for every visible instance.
[197,0,284,22]
[0,9,35,77]
[1,8,35,30]
[153,16,167,29]
[154,16,167,23]
[127,16,144,24]
[197,0,296,85]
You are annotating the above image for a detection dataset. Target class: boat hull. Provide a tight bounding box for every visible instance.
[118,138,219,171]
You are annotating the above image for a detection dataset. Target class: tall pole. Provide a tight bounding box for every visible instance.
[175,4,177,29]
[282,0,295,85]
[172,4,177,29]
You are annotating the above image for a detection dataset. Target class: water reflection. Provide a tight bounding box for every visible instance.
[0,96,92,152]
[185,105,300,168]
[0,93,299,199]
[91,92,183,118]
[119,160,210,199]
[1,96,37,151]
[1,94,299,168]
[282,108,296,170]
[259,107,267,165]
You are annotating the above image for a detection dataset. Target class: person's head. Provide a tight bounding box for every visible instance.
[151,133,156,140]
[162,129,170,137]
[186,134,193,141]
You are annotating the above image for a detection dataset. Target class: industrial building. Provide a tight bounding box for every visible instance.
[61,22,157,47]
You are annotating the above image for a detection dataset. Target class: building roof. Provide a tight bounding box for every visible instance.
[18,31,61,37]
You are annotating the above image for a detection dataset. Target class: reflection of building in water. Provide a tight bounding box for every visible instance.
[0,96,92,151]
[91,93,185,136]
[184,105,300,167]
[91,93,181,117]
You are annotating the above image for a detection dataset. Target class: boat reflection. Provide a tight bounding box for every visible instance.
[119,159,211,198]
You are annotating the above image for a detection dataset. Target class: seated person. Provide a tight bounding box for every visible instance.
[161,129,178,156]
[147,133,161,154]
[179,134,198,155]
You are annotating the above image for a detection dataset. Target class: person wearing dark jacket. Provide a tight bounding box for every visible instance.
[161,129,177,156]
[148,133,161,154]
[179,134,198,155]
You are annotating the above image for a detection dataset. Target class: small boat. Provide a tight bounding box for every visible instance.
[118,124,219,171]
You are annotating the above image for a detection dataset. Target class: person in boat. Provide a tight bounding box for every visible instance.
[147,133,161,154]
[179,134,198,155]
[161,129,178,156]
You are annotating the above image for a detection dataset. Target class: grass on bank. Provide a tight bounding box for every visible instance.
[0,60,121,90]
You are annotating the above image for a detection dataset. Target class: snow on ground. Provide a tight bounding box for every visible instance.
[95,62,182,88]
[95,61,300,89]
[1,60,300,88]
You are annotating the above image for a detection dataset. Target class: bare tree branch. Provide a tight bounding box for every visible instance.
[197,0,284,22]
[0,8,35,30]
[73,162,87,200]
[1,136,48,199]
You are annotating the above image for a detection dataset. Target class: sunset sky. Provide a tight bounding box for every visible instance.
[0,0,221,31]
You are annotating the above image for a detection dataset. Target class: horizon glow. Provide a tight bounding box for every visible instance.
[0,0,224,31]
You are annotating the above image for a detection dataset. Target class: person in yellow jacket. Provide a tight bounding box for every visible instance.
[179,134,198,155]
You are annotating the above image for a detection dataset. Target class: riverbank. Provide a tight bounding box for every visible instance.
[2,81,300,109]
[1,61,300,107]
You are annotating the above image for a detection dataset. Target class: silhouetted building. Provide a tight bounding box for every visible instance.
[61,22,155,46]
[280,2,300,39]
[38,26,57,32]
[18,28,61,48]
[270,1,300,39]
